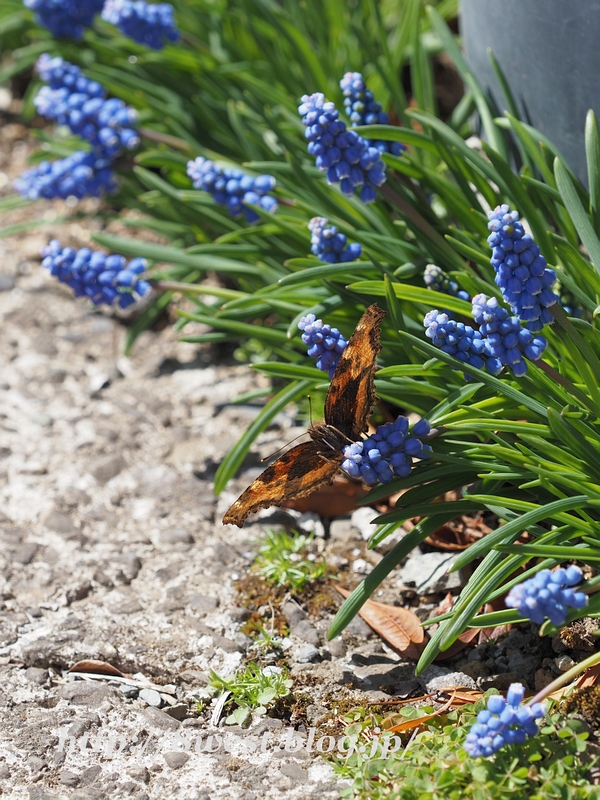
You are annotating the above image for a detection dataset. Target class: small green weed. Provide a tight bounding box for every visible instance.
[332,698,599,800]
[209,662,293,727]
[254,529,327,592]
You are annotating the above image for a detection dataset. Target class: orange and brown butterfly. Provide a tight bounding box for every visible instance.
[222,303,386,527]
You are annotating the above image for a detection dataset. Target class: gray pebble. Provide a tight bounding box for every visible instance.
[58,682,121,707]
[279,762,308,782]
[291,619,320,647]
[40,508,78,537]
[0,274,15,292]
[398,551,462,594]
[418,664,476,692]
[113,599,142,615]
[282,601,306,628]
[127,766,150,784]
[90,454,125,484]
[188,594,218,614]
[68,720,92,738]
[14,542,39,564]
[164,704,188,721]
[294,644,321,664]
[119,684,139,699]
[66,581,93,605]
[27,755,46,773]
[139,688,162,707]
[161,528,194,545]
[326,638,346,658]
[80,765,102,786]
[24,667,48,685]
[163,751,190,769]
[60,771,80,787]
[143,706,180,731]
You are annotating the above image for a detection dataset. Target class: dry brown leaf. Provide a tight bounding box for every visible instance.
[548,663,600,701]
[67,660,128,678]
[382,692,456,733]
[337,588,425,658]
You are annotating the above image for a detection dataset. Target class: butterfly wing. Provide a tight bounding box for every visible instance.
[222,441,340,527]
[324,303,385,438]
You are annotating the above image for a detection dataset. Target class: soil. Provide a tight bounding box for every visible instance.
[0,108,596,800]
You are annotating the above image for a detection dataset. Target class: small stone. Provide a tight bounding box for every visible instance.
[80,765,102,785]
[282,601,306,628]
[164,704,188,721]
[294,644,321,664]
[161,528,194,545]
[326,638,346,658]
[555,654,576,672]
[291,619,320,647]
[139,688,162,707]
[119,684,138,699]
[0,275,15,292]
[60,771,80,787]
[188,594,218,614]
[24,667,48,685]
[90,454,125,484]
[32,412,53,427]
[66,581,93,605]
[352,558,371,574]
[14,542,39,564]
[58,682,121,707]
[229,607,250,622]
[114,599,142,615]
[418,664,476,692]
[127,766,150,784]
[534,668,555,691]
[27,755,46,772]
[143,706,181,731]
[398,551,462,594]
[164,752,189,769]
[40,509,78,537]
[477,672,519,691]
[68,720,92,738]
[351,507,379,541]
[279,763,308,782]
[0,763,9,779]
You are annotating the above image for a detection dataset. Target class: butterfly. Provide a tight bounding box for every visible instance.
[222,303,386,527]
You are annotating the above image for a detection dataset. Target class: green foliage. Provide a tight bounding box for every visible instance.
[208,662,293,726]
[332,699,598,800]
[254,529,327,592]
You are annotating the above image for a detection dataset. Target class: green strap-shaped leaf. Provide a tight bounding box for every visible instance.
[555,157,600,275]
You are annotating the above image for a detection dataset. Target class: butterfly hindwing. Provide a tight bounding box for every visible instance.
[324,303,385,438]
[222,441,340,527]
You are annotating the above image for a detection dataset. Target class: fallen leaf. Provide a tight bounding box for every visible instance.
[67,660,128,678]
[382,691,456,733]
[337,588,425,658]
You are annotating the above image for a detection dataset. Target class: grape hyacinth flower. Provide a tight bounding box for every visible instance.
[471,294,547,377]
[424,264,470,302]
[339,71,405,157]
[487,205,559,332]
[465,684,547,758]
[298,92,386,203]
[24,0,104,39]
[14,151,116,201]
[101,0,179,50]
[505,566,588,626]
[34,55,140,157]
[341,417,432,486]
[307,217,362,263]
[423,310,502,376]
[186,157,278,223]
[297,314,348,379]
[40,240,151,308]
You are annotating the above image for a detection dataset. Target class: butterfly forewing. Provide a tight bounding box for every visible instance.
[324,303,385,438]
[222,442,339,527]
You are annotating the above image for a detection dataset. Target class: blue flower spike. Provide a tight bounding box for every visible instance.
[101,0,179,50]
[472,293,547,377]
[24,0,104,39]
[297,314,348,379]
[424,264,470,302]
[487,205,559,332]
[423,309,502,376]
[14,151,116,201]
[465,684,547,758]
[308,217,362,263]
[298,92,386,203]
[341,416,432,486]
[339,71,405,156]
[40,240,151,308]
[505,566,588,626]
[186,158,278,223]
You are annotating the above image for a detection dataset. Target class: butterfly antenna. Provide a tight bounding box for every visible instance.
[261,432,307,462]
[308,394,313,425]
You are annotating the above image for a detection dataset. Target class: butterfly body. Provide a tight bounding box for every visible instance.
[222,304,385,527]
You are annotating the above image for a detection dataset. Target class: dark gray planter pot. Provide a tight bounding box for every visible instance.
[460,0,600,184]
